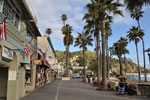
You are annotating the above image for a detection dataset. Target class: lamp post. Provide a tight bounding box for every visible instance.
[145,48,150,81]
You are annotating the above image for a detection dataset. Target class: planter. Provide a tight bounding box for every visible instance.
[62,77,70,80]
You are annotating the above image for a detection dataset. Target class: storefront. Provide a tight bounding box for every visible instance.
[34,53,51,89]
[0,43,20,100]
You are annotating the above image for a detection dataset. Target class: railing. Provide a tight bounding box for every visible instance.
[0,12,38,52]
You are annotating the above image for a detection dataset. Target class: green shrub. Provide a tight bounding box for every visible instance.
[118,76,127,82]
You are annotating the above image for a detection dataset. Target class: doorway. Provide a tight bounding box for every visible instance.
[0,67,8,100]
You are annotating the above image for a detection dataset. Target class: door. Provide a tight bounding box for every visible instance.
[0,67,8,100]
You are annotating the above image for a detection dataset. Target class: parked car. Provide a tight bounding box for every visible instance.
[72,73,80,78]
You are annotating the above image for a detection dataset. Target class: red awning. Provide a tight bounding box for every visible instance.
[40,55,50,68]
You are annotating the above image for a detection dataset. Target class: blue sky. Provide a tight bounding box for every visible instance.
[29,0,150,68]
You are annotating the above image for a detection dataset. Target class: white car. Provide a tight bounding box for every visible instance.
[72,73,80,78]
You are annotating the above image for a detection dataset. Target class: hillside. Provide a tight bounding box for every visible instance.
[56,50,142,73]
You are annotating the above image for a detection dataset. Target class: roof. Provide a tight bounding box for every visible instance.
[47,37,56,56]
[21,0,41,36]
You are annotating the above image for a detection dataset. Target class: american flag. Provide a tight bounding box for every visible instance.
[24,44,30,57]
[0,17,7,41]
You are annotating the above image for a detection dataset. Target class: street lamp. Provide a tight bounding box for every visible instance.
[145,48,150,70]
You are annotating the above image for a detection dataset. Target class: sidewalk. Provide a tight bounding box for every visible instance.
[21,79,149,100]
[21,80,60,100]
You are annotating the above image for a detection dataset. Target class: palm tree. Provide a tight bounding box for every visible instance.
[138,30,147,81]
[127,26,141,83]
[74,32,93,82]
[105,21,112,79]
[83,9,101,85]
[62,24,74,75]
[109,47,113,74]
[124,0,150,11]
[118,37,129,75]
[61,14,67,26]
[85,0,123,89]
[45,28,52,36]
[131,8,143,29]
[131,8,147,82]
[112,37,129,76]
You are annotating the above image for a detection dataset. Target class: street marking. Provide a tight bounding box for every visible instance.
[55,80,62,100]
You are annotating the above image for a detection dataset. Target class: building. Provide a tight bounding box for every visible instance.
[0,0,41,100]
[34,44,51,88]
[37,36,57,81]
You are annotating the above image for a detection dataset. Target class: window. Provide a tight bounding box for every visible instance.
[0,0,4,8]
[2,0,20,28]
[27,29,33,42]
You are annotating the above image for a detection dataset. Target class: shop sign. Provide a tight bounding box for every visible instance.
[20,52,30,64]
[32,59,42,65]
[2,47,13,62]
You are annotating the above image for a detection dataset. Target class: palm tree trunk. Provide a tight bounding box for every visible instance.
[96,31,101,85]
[65,44,69,75]
[83,44,86,82]
[99,41,102,79]
[119,56,123,76]
[142,38,147,81]
[106,39,110,79]
[135,42,141,83]
[137,20,141,29]
[63,21,66,26]
[109,50,112,74]
[137,19,147,82]
[102,19,107,89]
[124,54,127,76]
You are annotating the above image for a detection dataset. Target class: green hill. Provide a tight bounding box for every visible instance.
[56,50,141,73]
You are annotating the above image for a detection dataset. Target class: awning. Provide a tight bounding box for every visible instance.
[41,56,50,68]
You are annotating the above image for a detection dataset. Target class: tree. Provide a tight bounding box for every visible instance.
[74,32,93,82]
[85,0,123,89]
[83,7,101,85]
[62,24,74,75]
[112,37,129,76]
[131,8,147,82]
[105,20,112,79]
[61,14,67,26]
[45,28,52,36]
[88,58,98,76]
[124,0,150,11]
[131,8,143,29]
[127,26,141,83]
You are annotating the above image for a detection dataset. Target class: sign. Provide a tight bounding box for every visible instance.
[73,66,88,70]
[8,71,16,81]
[32,59,42,65]
[2,47,13,61]
[24,44,30,57]
[20,52,30,64]
[10,49,24,52]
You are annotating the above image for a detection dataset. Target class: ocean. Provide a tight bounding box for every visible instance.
[127,74,150,81]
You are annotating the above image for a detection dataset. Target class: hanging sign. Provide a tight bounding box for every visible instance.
[24,44,30,57]
[32,59,42,65]
[2,47,13,62]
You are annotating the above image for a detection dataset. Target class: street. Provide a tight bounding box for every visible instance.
[21,79,149,100]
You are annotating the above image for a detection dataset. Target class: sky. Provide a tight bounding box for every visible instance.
[29,0,150,68]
